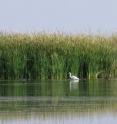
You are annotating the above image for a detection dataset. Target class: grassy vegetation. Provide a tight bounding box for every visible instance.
[0,33,116,80]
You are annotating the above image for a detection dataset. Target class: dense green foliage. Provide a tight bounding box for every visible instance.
[0,33,116,80]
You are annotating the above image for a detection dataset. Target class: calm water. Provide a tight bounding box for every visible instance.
[0,79,117,124]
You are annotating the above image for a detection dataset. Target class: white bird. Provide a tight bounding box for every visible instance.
[69,72,79,81]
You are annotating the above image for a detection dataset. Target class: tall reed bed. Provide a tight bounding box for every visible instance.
[0,33,116,80]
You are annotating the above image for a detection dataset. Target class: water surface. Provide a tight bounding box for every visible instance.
[0,79,117,124]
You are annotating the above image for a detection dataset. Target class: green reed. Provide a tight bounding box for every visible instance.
[0,33,116,80]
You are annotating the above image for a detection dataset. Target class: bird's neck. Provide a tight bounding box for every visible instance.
[69,73,71,78]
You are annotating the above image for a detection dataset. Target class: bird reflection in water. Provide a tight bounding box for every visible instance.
[69,80,79,91]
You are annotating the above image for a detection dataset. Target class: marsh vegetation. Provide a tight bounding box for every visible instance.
[0,33,116,80]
